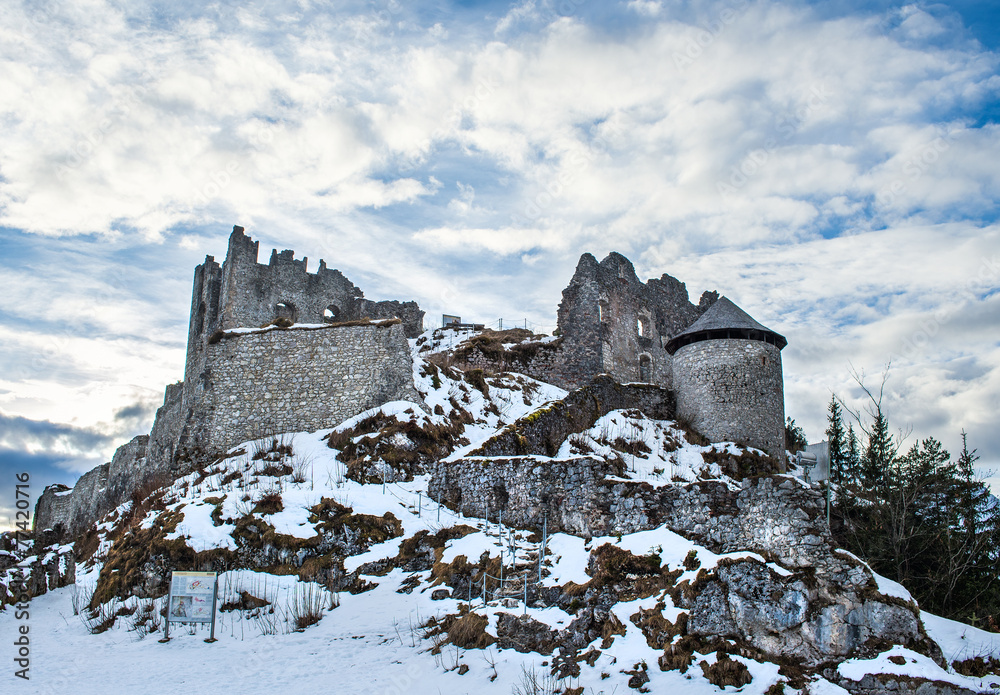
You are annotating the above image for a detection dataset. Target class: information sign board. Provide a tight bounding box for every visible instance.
[167,571,217,624]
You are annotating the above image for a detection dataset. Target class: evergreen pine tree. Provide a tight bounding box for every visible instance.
[861,407,893,489]
[825,397,846,487]
[844,423,860,488]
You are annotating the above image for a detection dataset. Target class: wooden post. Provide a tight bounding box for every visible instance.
[204,575,219,643]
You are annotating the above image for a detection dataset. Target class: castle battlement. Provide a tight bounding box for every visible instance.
[34,224,787,540]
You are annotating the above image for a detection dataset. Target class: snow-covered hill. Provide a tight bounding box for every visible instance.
[3,334,999,694]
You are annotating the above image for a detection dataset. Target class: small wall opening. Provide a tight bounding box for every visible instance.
[599,299,610,323]
[639,353,652,383]
[637,315,650,337]
[275,301,298,323]
[323,304,341,322]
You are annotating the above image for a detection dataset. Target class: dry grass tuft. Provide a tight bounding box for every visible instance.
[700,652,752,688]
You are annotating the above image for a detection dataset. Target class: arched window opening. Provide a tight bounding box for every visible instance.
[599,299,610,323]
[275,301,297,323]
[637,315,650,337]
[639,354,652,383]
[323,304,341,322]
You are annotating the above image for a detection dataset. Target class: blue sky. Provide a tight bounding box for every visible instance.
[1,0,999,526]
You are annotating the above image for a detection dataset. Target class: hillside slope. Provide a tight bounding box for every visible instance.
[3,332,999,694]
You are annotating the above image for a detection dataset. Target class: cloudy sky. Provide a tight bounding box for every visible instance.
[1,0,998,526]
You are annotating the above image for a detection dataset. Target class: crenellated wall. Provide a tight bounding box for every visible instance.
[35,225,426,539]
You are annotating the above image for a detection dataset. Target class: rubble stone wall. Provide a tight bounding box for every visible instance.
[195,321,421,455]
[673,338,785,461]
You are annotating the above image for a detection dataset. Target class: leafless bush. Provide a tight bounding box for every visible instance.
[511,663,560,695]
[127,598,162,639]
[290,453,313,485]
[287,583,337,632]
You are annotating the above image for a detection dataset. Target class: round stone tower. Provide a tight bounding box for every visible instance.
[665,296,787,463]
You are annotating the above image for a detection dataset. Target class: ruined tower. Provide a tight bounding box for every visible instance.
[547,252,718,390]
[666,296,787,461]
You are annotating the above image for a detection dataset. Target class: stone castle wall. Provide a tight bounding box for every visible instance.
[429,461,843,575]
[193,321,421,455]
[216,227,424,338]
[672,339,785,461]
[451,252,717,392]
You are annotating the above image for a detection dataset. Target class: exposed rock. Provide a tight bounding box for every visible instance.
[495,613,559,654]
[838,673,982,695]
[688,558,938,668]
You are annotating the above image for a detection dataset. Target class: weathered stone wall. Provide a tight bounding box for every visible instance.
[554,252,717,390]
[429,463,841,575]
[146,382,185,477]
[105,435,148,506]
[451,252,717,393]
[33,463,110,537]
[470,376,675,458]
[192,321,421,456]
[673,339,785,461]
[32,485,72,536]
[215,226,424,338]
[35,226,428,539]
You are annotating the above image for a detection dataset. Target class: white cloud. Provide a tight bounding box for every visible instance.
[1,0,998,468]
[626,1,662,18]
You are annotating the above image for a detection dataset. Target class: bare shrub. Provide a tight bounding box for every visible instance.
[127,599,163,639]
[287,583,338,632]
[511,663,560,695]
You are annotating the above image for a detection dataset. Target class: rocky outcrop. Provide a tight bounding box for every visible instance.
[1,544,75,606]
[687,558,937,668]
[839,674,981,695]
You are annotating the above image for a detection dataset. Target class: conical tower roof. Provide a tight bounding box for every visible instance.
[665,296,786,354]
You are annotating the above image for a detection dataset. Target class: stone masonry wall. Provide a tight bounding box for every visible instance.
[193,321,421,456]
[673,339,785,461]
[34,463,110,537]
[217,226,424,337]
[455,253,717,392]
[429,461,842,576]
[32,485,72,537]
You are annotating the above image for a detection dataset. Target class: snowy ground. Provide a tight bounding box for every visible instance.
[4,344,999,694]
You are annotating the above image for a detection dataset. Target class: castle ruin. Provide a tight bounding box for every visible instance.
[34,225,787,537]
[455,252,787,460]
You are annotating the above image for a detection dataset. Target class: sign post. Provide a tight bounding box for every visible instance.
[160,571,218,643]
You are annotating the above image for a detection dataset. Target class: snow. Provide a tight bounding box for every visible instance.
[5,343,999,695]
[921,610,1000,665]
[839,644,1000,691]
[224,319,398,336]
[833,549,914,602]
